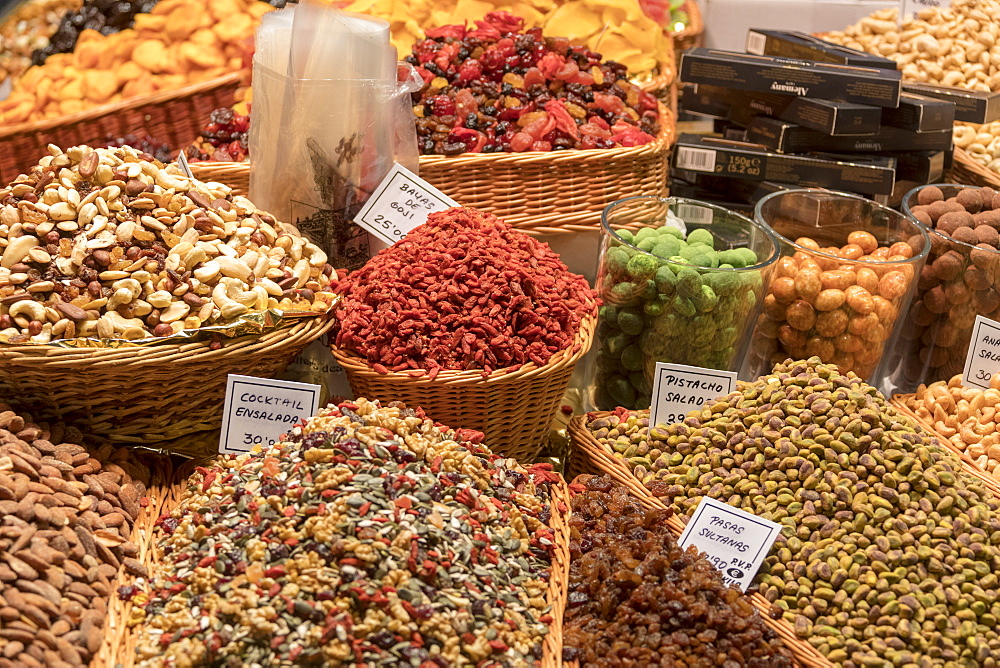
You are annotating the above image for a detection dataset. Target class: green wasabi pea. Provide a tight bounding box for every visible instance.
[609,281,641,305]
[599,304,620,322]
[686,227,715,248]
[717,249,747,268]
[608,377,636,406]
[634,227,658,242]
[604,332,631,356]
[672,294,697,317]
[676,267,703,299]
[641,279,658,301]
[629,370,653,395]
[605,247,631,276]
[694,284,718,312]
[615,229,635,244]
[736,247,759,267]
[643,298,665,316]
[638,329,660,355]
[654,265,676,295]
[652,237,681,260]
[659,226,684,239]
[617,307,645,336]
[691,313,717,337]
[652,312,678,335]
[637,238,657,252]
[621,344,644,371]
[626,253,658,280]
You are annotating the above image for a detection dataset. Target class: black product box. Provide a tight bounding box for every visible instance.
[745,116,953,153]
[881,92,956,132]
[745,29,898,70]
[685,84,882,136]
[901,82,1000,124]
[668,180,757,216]
[888,150,946,184]
[674,168,890,206]
[672,134,897,195]
[679,48,903,107]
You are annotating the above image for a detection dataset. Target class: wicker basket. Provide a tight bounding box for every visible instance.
[947,147,1000,189]
[0,315,334,446]
[0,71,242,183]
[569,412,836,668]
[331,311,596,462]
[92,454,174,668]
[102,460,571,668]
[192,105,674,235]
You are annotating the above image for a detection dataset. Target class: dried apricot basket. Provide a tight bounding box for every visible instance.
[331,308,597,463]
[0,315,334,446]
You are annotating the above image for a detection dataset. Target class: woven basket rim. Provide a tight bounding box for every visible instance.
[568,412,835,668]
[0,71,244,139]
[0,313,333,364]
[672,0,704,39]
[331,305,597,386]
[951,147,1000,189]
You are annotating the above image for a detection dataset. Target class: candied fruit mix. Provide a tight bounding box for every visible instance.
[563,475,795,667]
[186,106,251,162]
[406,11,661,155]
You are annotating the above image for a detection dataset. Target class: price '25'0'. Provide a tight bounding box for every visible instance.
[370,214,405,238]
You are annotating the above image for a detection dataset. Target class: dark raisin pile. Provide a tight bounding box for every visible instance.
[186,106,250,162]
[563,475,795,667]
[405,11,660,155]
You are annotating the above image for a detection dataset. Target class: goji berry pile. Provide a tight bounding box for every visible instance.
[406,11,661,155]
[335,207,597,377]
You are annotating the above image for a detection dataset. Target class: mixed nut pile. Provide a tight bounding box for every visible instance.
[0,403,154,668]
[335,206,596,377]
[134,399,559,666]
[564,474,794,667]
[594,221,766,410]
[905,373,1000,479]
[0,144,336,344]
[586,358,1000,666]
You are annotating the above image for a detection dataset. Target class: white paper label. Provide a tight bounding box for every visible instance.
[176,150,194,178]
[353,163,458,245]
[676,203,714,226]
[899,0,941,21]
[219,374,322,454]
[962,315,1000,390]
[746,30,767,55]
[675,146,717,172]
[649,362,737,428]
[678,496,782,592]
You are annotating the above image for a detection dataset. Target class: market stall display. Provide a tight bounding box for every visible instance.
[0,402,167,668]
[589,196,778,411]
[886,184,1000,388]
[0,0,80,84]
[131,398,569,666]
[564,474,795,666]
[29,0,159,68]
[332,206,597,458]
[0,144,337,443]
[748,189,928,384]
[572,357,1000,666]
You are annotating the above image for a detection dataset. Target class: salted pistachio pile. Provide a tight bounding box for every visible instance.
[0,144,336,343]
[587,358,1000,667]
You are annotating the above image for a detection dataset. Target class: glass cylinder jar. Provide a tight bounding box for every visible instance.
[748,189,929,385]
[884,183,1000,391]
[585,196,779,412]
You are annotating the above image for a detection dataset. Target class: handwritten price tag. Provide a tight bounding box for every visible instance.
[962,315,1000,390]
[220,374,321,454]
[353,163,458,245]
[899,0,942,22]
[649,362,737,428]
[678,497,782,592]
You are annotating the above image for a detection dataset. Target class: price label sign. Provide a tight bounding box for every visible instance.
[678,497,782,592]
[649,362,737,428]
[220,374,322,454]
[354,163,458,245]
[962,315,1000,390]
[899,0,942,22]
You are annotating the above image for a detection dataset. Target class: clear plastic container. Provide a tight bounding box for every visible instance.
[585,196,779,412]
[748,189,929,385]
[884,183,1000,391]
